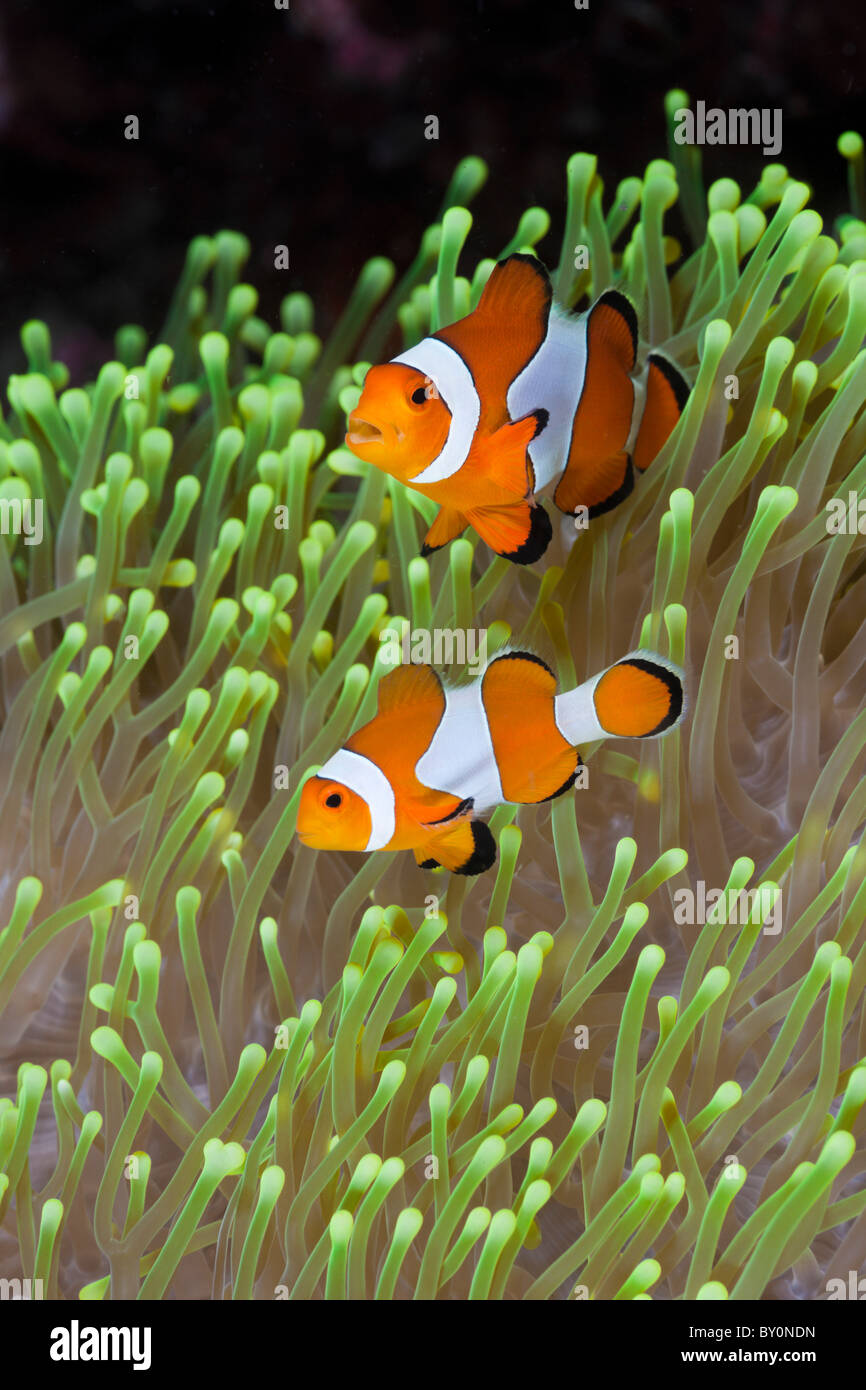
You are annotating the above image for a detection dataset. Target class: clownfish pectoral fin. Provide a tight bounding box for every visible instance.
[424,796,474,827]
[633,353,690,474]
[593,655,684,738]
[415,818,497,875]
[553,288,638,518]
[420,506,469,557]
[465,498,552,564]
[469,409,548,498]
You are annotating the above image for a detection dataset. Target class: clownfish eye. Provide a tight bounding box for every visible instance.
[325,792,342,809]
[410,378,439,406]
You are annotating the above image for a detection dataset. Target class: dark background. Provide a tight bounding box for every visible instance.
[1,0,863,382]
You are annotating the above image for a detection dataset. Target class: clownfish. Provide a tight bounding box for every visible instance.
[296,647,684,875]
[345,253,689,564]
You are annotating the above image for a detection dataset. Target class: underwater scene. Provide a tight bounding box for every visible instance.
[1,0,866,1331]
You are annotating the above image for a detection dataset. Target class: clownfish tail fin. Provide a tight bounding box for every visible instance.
[594,653,684,737]
[555,652,685,745]
[633,352,690,474]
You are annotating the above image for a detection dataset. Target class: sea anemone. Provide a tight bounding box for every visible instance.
[1,92,865,1300]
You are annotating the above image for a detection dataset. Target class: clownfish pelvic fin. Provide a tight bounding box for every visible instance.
[421,505,469,556]
[413,817,497,876]
[464,498,553,564]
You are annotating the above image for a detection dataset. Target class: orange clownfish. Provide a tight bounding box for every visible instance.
[345,253,690,564]
[296,648,684,875]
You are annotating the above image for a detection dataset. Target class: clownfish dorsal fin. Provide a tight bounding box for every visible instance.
[483,648,556,693]
[633,352,690,474]
[551,288,638,518]
[376,663,445,716]
[482,651,578,803]
[436,255,553,423]
[471,254,553,330]
[587,289,639,372]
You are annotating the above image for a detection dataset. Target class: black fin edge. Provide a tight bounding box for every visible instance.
[418,857,440,869]
[584,456,635,520]
[537,754,583,803]
[500,502,553,564]
[592,289,639,367]
[616,657,684,735]
[454,820,497,876]
[497,253,554,309]
[531,407,549,438]
[647,351,691,413]
[425,796,475,827]
[520,409,548,492]
[420,512,469,559]
[487,649,555,678]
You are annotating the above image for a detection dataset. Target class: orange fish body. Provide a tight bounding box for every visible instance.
[346,254,689,564]
[297,649,684,874]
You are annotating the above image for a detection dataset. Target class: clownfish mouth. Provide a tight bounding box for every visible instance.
[346,415,384,446]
